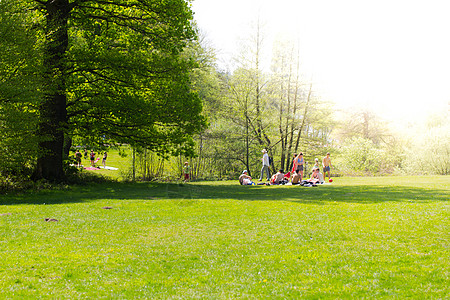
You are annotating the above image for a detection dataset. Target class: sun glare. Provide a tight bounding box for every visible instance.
[192,0,450,126]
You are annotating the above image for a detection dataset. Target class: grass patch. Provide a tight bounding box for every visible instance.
[0,176,448,298]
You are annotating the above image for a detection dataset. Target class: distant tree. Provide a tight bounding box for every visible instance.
[269,37,335,172]
[402,112,450,175]
[333,108,406,175]
[335,108,389,145]
[336,137,382,175]
[231,18,272,172]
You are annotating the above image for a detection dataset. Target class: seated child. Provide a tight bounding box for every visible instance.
[239,170,254,185]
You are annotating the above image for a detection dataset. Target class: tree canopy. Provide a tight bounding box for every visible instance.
[1,0,206,181]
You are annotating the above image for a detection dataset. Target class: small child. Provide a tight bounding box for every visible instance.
[312,158,320,172]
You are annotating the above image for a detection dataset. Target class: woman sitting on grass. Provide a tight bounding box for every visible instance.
[306,167,322,184]
[291,171,301,185]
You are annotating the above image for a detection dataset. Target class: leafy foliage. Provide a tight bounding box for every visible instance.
[65,0,207,156]
[1,0,207,181]
[336,137,383,175]
[402,121,450,175]
[0,0,42,177]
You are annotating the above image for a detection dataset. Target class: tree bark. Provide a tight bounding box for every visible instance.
[34,0,70,181]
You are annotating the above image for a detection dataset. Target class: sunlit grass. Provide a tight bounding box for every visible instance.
[77,147,127,180]
[0,176,448,298]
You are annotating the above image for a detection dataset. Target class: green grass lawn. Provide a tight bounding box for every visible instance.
[77,148,125,180]
[0,176,449,298]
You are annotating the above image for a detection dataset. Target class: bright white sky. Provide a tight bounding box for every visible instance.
[191,0,450,125]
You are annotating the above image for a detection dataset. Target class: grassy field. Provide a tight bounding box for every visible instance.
[0,176,449,299]
[75,148,125,180]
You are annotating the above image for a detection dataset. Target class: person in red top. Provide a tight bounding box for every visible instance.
[270,169,286,185]
[183,162,191,182]
[90,150,96,167]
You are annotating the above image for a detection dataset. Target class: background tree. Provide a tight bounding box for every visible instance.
[335,108,389,145]
[268,37,335,173]
[401,111,450,175]
[333,108,404,175]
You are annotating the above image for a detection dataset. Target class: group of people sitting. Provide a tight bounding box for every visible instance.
[239,167,323,186]
[239,166,324,187]
[239,152,332,187]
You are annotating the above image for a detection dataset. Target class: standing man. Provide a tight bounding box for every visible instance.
[259,149,271,181]
[75,150,82,167]
[322,152,333,181]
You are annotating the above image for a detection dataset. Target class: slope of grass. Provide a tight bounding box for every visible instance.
[0,176,448,298]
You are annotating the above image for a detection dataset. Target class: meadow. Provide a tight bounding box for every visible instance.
[0,176,449,299]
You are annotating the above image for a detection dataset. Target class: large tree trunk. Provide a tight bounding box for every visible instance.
[34,0,70,181]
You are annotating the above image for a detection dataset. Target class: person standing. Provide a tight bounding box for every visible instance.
[183,161,191,182]
[293,152,305,182]
[102,152,107,168]
[259,149,270,181]
[90,150,96,167]
[75,150,82,167]
[322,152,333,181]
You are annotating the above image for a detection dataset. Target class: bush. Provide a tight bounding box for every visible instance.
[401,126,450,175]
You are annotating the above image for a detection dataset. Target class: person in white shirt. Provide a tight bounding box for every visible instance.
[259,149,270,181]
[239,170,254,185]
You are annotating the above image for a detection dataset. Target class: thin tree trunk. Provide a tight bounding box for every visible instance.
[286,47,301,171]
[278,69,286,171]
[294,83,313,154]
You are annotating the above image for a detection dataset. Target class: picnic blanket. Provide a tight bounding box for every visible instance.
[84,166,118,170]
[100,166,118,170]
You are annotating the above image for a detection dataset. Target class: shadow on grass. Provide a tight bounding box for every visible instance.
[1,181,448,206]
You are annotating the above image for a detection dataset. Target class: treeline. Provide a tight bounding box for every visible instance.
[1,1,448,186]
[127,24,449,180]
